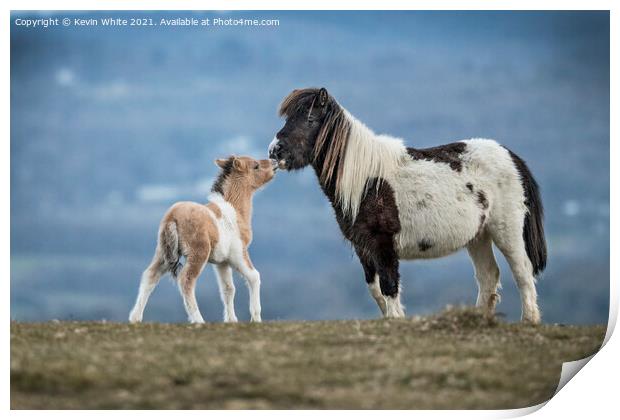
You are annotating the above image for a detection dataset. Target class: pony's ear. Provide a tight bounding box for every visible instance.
[318,87,328,106]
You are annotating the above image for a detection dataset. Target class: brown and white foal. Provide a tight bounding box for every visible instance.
[129,156,276,323]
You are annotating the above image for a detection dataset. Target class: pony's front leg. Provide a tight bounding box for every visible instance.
[357,253,386,316]
[232,250,262,322]
[375,240,405,319]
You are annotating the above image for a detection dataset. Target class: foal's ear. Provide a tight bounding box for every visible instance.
[215,158,230,169]
[318,87,329,106]
[232,157,243,171]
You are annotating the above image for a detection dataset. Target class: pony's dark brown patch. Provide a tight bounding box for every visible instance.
[418,239,433,252]
[315,168,402,297]
[407,142,467,172]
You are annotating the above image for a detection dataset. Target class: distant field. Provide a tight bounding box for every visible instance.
[11,307,605,409]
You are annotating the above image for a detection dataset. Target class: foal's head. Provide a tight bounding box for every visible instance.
[269,87,349,173]
[213,156,276,195]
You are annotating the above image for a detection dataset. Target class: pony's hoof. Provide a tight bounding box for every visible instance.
[384,297,406,318]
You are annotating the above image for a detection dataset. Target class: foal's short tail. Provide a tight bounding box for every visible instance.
[159,221,183,279]
[508,149,547,276]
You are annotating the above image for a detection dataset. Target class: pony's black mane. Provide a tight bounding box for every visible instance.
[278,88,321,117]
[211,157,235,195]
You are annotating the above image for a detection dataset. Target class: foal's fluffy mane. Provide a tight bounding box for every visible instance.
[211,157,234,195]
[280,89,406,220]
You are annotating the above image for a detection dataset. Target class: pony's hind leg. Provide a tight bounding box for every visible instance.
[466,232,501,317]
[490,223,541,324]
[129,251,167,323]
[214,263,238,323]
[177,254,208,324]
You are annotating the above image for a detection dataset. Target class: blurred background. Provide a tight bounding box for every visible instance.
[11,11,609,324]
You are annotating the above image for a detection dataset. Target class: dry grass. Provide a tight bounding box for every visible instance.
[11,307,605,409]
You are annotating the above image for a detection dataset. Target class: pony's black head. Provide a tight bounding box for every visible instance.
[269,87,345,172]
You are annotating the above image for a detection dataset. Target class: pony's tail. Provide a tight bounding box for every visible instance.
[508,149,547,276]
[159,221,183,279]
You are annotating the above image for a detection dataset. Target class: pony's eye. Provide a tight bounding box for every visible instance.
[254,163,260,170]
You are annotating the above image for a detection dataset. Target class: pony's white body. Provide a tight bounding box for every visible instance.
[390,140,525,260]
[335,114,541,322]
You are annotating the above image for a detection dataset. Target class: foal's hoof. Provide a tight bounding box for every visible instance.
[522,316,541,325]
[522,307,541,325]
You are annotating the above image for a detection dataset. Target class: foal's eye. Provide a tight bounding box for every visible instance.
[254,163,260,170]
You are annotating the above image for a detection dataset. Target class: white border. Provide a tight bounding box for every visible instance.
[3,1,616,418]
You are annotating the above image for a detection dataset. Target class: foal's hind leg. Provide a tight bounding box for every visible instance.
[129,252,166,323]
[177,254,208,323]
[490,224,541,324]
[466,232,501,317]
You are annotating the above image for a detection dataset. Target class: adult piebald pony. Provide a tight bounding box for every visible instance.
[269,87,546,323]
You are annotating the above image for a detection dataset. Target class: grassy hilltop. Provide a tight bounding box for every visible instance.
[11,307,605,409]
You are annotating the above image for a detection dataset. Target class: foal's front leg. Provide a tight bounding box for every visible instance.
[214,263,238,322]
[231,250,262,322]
